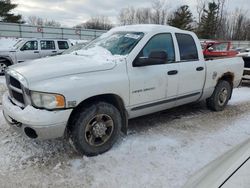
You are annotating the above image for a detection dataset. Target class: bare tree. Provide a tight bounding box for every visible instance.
[196,0,206,24]
[76,16,113,30]
[151,0,168,25]
[217,8,250,40]
[26,16,61,27]
[119,7,136,25]
[230,9,250,40]
[118,0,169,25]
[27,16,43,26]
[135,8,152,24]
[215,0,227,38]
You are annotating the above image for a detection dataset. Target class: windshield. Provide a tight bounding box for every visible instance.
[83,32,144,56]
[13,39,25,50]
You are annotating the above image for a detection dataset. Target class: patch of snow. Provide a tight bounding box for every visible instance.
[75,46,126,62]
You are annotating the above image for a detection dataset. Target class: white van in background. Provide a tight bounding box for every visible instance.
[0,38,72,74]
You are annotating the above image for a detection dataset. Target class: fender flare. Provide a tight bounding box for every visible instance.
[0,56,14,65]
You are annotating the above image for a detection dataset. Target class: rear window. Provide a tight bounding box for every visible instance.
[58,41,69,50]
[40,40,55,50]
[176,33,199,61]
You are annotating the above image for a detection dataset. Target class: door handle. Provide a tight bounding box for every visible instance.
[196,67,204,71]
[52,51,57,53]
[34,51,39,53]
[168,70,178,75]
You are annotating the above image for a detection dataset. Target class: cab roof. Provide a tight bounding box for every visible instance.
[110,24,183,33]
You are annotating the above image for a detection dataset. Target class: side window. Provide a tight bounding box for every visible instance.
[40,41,55,50]
[176,33,198,61]
[139,33,175,62]
[21,41,38,51]
[58,41,69,50]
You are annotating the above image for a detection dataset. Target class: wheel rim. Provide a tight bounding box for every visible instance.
[84,114,114,147]
[0,63,7,74]
[218,87,228,106]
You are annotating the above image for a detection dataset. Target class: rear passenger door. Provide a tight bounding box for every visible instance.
[175,33,206,105]
[39,40,57,57]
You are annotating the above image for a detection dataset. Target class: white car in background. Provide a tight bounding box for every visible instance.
[0,38,71,74]
[183,138,250,188]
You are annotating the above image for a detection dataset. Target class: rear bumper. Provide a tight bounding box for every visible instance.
[2,92,73,140]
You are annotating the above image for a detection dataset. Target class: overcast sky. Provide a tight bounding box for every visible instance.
[12,0,249,27]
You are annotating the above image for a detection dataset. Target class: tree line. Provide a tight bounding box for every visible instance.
[1,0,250,40]
[117,0,250,40]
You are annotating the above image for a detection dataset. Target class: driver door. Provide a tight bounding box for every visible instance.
[128,33,179,108]
[16,40,40,63]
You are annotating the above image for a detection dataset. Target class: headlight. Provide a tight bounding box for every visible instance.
[31,91,65,109]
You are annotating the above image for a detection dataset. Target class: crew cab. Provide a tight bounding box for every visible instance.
[2,25,244,156]
[0,38,71,74]
[202,41,238,58]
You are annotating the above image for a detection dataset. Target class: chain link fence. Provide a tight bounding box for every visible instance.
[0,22,106,40]
[1,22,250,48]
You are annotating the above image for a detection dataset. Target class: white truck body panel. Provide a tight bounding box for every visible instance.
[2,24,244,139]
[183,139,250,188]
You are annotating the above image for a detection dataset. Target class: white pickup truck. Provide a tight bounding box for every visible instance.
[0,38,71,74]
[2,25,244,156]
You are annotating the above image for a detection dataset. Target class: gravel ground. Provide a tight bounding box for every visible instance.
[1,84,250,188]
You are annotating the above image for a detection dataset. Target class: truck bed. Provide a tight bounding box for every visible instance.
[201,56,244,100]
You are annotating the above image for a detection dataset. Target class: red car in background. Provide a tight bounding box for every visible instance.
[201,41,238,58]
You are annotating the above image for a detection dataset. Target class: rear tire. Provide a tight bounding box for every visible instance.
[206,80,232,111]
[70,102,122,156]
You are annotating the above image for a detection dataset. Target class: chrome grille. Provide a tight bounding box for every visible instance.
[9,76,22,89]
[5,73,25,106]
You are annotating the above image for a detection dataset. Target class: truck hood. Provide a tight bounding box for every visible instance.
[9,53,119,83]
[0,49,16,54]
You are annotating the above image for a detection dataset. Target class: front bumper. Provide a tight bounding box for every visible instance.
[2,92,73,140]
[243,68,250,80]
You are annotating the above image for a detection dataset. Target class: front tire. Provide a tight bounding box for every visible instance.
[206,80,232,111]
[70,102,122,156]
[0,60,10,76]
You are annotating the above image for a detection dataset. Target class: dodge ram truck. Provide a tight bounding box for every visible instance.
[0,38,71,75]
[2,25,244,156]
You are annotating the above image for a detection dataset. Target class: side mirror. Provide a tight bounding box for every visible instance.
[133,50,168,67]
